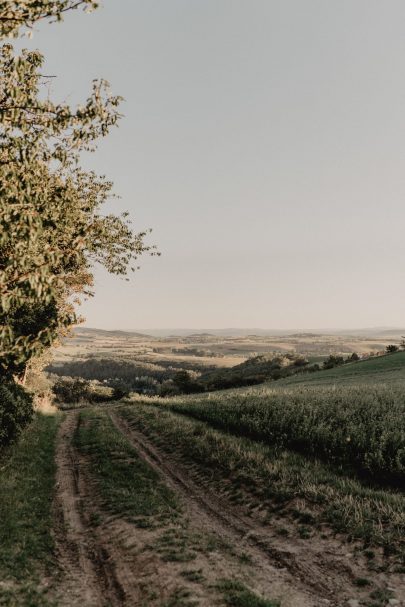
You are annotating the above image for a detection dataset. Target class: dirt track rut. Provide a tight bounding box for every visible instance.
[54,412,126,606]
[109,412,339,607]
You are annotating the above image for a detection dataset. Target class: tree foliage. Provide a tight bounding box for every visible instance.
[0,3,155,377]
[0,380,33,446]
[0,1,99,38]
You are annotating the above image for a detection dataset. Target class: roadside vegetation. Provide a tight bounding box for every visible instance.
[0,1,152,451]
[216,579,280,607]
[118,403,405,563]
[0,413,61,606]
[164,384,405,484]
[0,381,33,448]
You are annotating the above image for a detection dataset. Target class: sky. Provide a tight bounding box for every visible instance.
[18,1,405,330]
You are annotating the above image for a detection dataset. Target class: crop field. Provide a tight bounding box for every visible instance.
[162,384,405,482]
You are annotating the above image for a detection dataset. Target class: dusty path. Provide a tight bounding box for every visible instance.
[109,412,344,606]
[52,409,403,606]
[53,410,322,606]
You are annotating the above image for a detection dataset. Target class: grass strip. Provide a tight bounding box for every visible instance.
[74,409,180,526]
[0,413,61,606]
[217,579,280,607]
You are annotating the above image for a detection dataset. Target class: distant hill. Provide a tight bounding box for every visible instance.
[91,326,405,339]
[73,327,154,339]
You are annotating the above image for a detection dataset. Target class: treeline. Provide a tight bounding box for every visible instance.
[47,358,201,387]
[170,348,221,358]
[47,353,316,398]
[322,353,360,369]
[198,354,310,391]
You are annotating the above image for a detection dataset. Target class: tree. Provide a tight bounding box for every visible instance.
[0,1,99,38]
[386,345,399,354]
[172,370,202,394]
[323,355,344,369]
[0,4,156,378]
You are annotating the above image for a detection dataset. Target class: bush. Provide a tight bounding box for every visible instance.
[323,355,345,369]
[159,380,181,397]
[0,381,33,448]
[111,381,131,400]
[172,371,204,394]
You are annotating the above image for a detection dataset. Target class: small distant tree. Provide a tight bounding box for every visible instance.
[111,380,131,400]
[159,380,181,397]
[293,357,309,367]
[386,344,399,354]
[348,352,360,362]
[172,370,202,394]
[323,355,344,369]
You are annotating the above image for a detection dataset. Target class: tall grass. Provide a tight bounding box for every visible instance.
[0,413,60,606]
[164,385,405,483]
[119,404,405,555]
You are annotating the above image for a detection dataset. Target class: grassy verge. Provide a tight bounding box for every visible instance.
[217,580,280,607]
[119,404,405,565]
[0,413,61,607]
[74,409,180,527]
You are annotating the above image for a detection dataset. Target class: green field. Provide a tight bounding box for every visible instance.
[279,351,405,387]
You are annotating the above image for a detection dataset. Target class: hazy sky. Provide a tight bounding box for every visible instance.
[20,1,405,330]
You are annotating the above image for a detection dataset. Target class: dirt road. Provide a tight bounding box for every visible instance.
[51,410,403,607]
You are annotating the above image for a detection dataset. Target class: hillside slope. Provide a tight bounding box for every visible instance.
[277,351,405,388]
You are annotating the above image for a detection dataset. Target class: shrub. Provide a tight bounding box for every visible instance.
[323,355,345,369]
[52,376,112,404]
[111,381,131,400]
[159,380,181,397]
[172,371,203,394]
[52,377,89,403]
[0,381,33,448]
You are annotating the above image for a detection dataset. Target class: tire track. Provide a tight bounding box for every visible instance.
[53,412,126,607]
[109,411,332,607]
